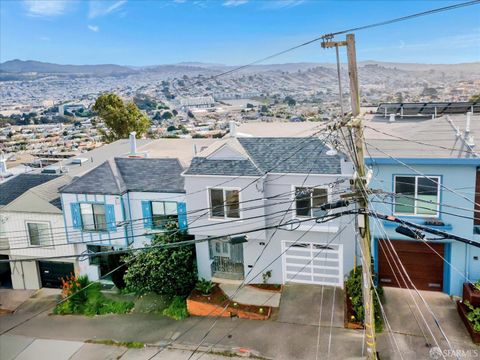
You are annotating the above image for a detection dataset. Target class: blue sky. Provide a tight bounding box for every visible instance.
[1,0,479,66]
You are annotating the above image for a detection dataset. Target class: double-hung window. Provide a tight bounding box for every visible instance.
[80,203,107,231]
[209,188,240,219]
[151,201,178,229]
[27,222,52,246]
[394,176,440,216]
[295,187,328,217]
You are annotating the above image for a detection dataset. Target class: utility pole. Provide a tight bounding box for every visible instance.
[322,33,377,359]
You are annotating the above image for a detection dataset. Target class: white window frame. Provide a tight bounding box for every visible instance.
[80,203,107,232]
[25,221,53,247]
[207,187,241,220]
[393,175,441,217]
[210,239,231,257]
[293,186,330,219]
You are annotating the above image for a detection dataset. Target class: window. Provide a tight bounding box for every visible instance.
[209,188,240,219]
[151,201,178,229]
[394,176,440,216]
[27,222,52,246]
[80,203,106,231]
[210,239,230,257]
[295,187,328,217]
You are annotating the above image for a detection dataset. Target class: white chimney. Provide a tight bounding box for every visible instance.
[129,132,137,155]
[0,153,7,173]
[466,112,472,133]
[389,114,395,122]
[229,121,237,137]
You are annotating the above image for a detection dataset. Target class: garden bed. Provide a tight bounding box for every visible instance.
[247,284,282,292]
[457,300,480,344]
[463,283,480,307]
[187,285,271,320]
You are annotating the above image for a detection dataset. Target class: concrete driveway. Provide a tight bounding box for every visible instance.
[377,287,480,360]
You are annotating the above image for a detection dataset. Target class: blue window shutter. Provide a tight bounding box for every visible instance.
[70,203,82,229]
[142,201,152,228]
[177,202,187,230]
[105,204,116,231]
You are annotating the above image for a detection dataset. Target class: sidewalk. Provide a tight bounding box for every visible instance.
[0,334,248,360]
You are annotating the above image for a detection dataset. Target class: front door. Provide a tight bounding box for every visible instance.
[210,239,244,280]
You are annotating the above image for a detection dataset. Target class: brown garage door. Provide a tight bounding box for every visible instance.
[378,239,444,292]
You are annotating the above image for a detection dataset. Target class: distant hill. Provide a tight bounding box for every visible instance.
[0,59,136,75]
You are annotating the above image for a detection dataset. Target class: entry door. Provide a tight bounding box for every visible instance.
[377,239,444,291]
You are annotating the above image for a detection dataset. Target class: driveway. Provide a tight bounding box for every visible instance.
[377,287,480,360]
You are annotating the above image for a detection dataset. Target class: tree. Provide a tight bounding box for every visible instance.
[161,111,173,120]
[469,94,480,103]
[284,96,296,107]
[123,225,197,297]
[92,93,150,143]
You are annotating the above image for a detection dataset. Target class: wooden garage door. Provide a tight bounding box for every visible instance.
[378,240,444,292]
[39,261,74,288]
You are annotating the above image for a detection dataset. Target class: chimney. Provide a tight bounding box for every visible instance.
[129,132,137,156]
[466,112,472,134]
[389,114,395,122]
[0,153,7,173]
[229,121,237,138]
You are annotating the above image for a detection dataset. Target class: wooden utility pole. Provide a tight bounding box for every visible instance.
[322,33,377,359]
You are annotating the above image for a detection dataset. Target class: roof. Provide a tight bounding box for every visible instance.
[185,137,343,177]
[0,174,60,206]
[231,121,323,138]
[61,157,185,195]
[376,102,479,116]
[364,111,480,159]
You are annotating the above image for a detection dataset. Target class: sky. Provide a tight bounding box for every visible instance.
[0,0,479,66]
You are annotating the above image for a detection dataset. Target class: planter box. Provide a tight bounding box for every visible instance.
[463,283,480,307]
[457,300,480,344]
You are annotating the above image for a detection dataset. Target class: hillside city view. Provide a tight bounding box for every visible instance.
[0,1,479,360]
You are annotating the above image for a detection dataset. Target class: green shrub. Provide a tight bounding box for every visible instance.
[465,301,480,332]
[195,278,215,295]
[163,296,189,320]
[345,266,383,332]
[474,279,480,291]
[124,224,197,297]
[53,275,133,316]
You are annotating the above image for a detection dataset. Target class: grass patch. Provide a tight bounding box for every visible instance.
[53,275,134,316]
[85,339,144,348]
[162,296,188,320]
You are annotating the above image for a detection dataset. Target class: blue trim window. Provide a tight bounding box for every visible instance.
[80,203,107,231]
[151,201,178,229]
[394,175,440,217]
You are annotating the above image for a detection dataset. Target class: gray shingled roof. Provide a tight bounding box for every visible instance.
[0,174,60,206]
[185,137,342,176]
[60,157,185,195]
[239,137,342,174]
[185,157,262,176]
[115,157,185,193]
[49,197,63,210]
[60,161,123,195]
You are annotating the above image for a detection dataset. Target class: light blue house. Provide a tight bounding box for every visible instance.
[365,103,480,296]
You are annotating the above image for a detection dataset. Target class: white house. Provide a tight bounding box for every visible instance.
[60,157,187,282]
[183,135,356,286]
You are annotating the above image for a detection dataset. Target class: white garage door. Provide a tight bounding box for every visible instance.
[281,241,343,287]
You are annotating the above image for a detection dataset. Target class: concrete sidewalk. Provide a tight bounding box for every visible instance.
[0,335,245,360]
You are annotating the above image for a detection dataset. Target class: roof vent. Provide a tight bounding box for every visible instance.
[129,132,137,155]
[229,121,237,138]
[389,114,395,122]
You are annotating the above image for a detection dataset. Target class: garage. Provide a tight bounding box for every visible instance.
[377,239,444,291]
[281,241,343,287]
[38,261,75,288]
